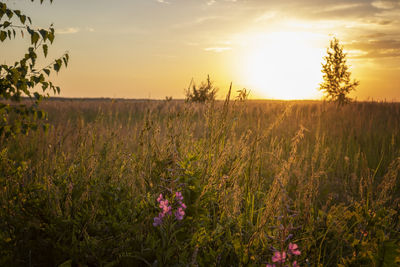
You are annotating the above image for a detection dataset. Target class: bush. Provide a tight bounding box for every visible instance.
[185,75,217,103]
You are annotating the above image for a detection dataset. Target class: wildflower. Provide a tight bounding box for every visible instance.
[266,264,276,267]
[175,191,183,201]
[272,251,286,263]
[154,191,187,227]
[153,215,163,227]
[175,207,185,220]
[288,243,301,256]
[293,261,299,267]
[159,199,169,209]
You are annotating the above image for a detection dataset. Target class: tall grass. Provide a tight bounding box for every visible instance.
[1,98,399,266]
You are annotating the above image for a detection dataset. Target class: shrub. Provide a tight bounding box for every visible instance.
[185,75,217,103]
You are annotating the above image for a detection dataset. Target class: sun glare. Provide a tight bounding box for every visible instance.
[241,32,325,100]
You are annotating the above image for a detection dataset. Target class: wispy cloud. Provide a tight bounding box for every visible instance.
[56,27,80,34]
[348,39,400,58]
[254,11,277,23]
[204,47,232,52]
[322,3,365,12]
[157,0,170,4]
[371,0,399,9]
[172,16,225,29]
[56,27,95,35]
[207,0,216,6]
[206,0,237,6]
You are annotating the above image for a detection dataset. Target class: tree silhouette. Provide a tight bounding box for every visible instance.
[319,37,359,107]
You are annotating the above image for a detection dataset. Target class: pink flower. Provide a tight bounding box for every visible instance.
[293,261,299,267]
[175,191,184,201]
[164,205,172,215]
[175,207,185,220]
[272,251,286,263]
[288,243,301,256]
[153,216,163,227]
[159,199,169,209]
[159,200,172,215]
[266,264,276,267]
[154,192,188,226]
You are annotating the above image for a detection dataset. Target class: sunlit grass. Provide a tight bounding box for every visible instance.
[1,99,399,266]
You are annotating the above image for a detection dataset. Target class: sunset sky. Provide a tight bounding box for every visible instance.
[2,0,400,100]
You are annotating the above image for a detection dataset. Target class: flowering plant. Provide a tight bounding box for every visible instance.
[153,191,187,227]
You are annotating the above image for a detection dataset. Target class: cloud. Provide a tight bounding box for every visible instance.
[56,27,95,35]
[254,11,277,22]
[157,0,170,4]
[206,0,237,6]
[360,32,387,38]
[371,0,399,9]
[56,27,80,34]
[322,3,365,12]
[204,47,232,52]
[172,16,226,29]
[348,39,400,58]
[207,0,216,5]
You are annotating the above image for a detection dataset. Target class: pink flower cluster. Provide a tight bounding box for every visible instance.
[153,191,187,227]
[266,243,301,267]
[174,192,187,220]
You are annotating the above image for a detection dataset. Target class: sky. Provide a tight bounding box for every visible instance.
[1,0,400,100]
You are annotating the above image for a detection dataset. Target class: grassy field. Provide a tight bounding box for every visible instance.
[1,98,399,266]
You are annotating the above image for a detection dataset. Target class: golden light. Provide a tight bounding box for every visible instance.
[240,31,325,100]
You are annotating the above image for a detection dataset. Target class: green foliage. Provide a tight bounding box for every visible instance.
[0,0,69,138]
[185,75,218,103]
[319,37,359,107]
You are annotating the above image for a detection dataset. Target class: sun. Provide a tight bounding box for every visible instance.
[240,31,325,100]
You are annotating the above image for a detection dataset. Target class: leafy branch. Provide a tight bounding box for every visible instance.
[0,0,69,138]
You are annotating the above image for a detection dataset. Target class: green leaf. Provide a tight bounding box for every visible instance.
[20,15,26,24]
[39,29,47,40]
[53,59,62,72]
[0,31,6,42]
[2,21,11,28]
[27,26,33,35]
[6,9,13,19]
[42,44,48,57]
[43,69,50,76]
[41,82,49,90]
[47,32,55,43]
[33,92,41,100]
[31,32,39,44]
[63,57,68,67]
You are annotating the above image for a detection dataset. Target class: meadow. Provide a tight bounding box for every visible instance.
[1,98,399,266]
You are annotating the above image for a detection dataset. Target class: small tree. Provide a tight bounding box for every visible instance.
[0,0,69,138]
[319,37,359,107]
[185,75,217,103]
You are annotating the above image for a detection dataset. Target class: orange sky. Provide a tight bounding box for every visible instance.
[2,0,400,100]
